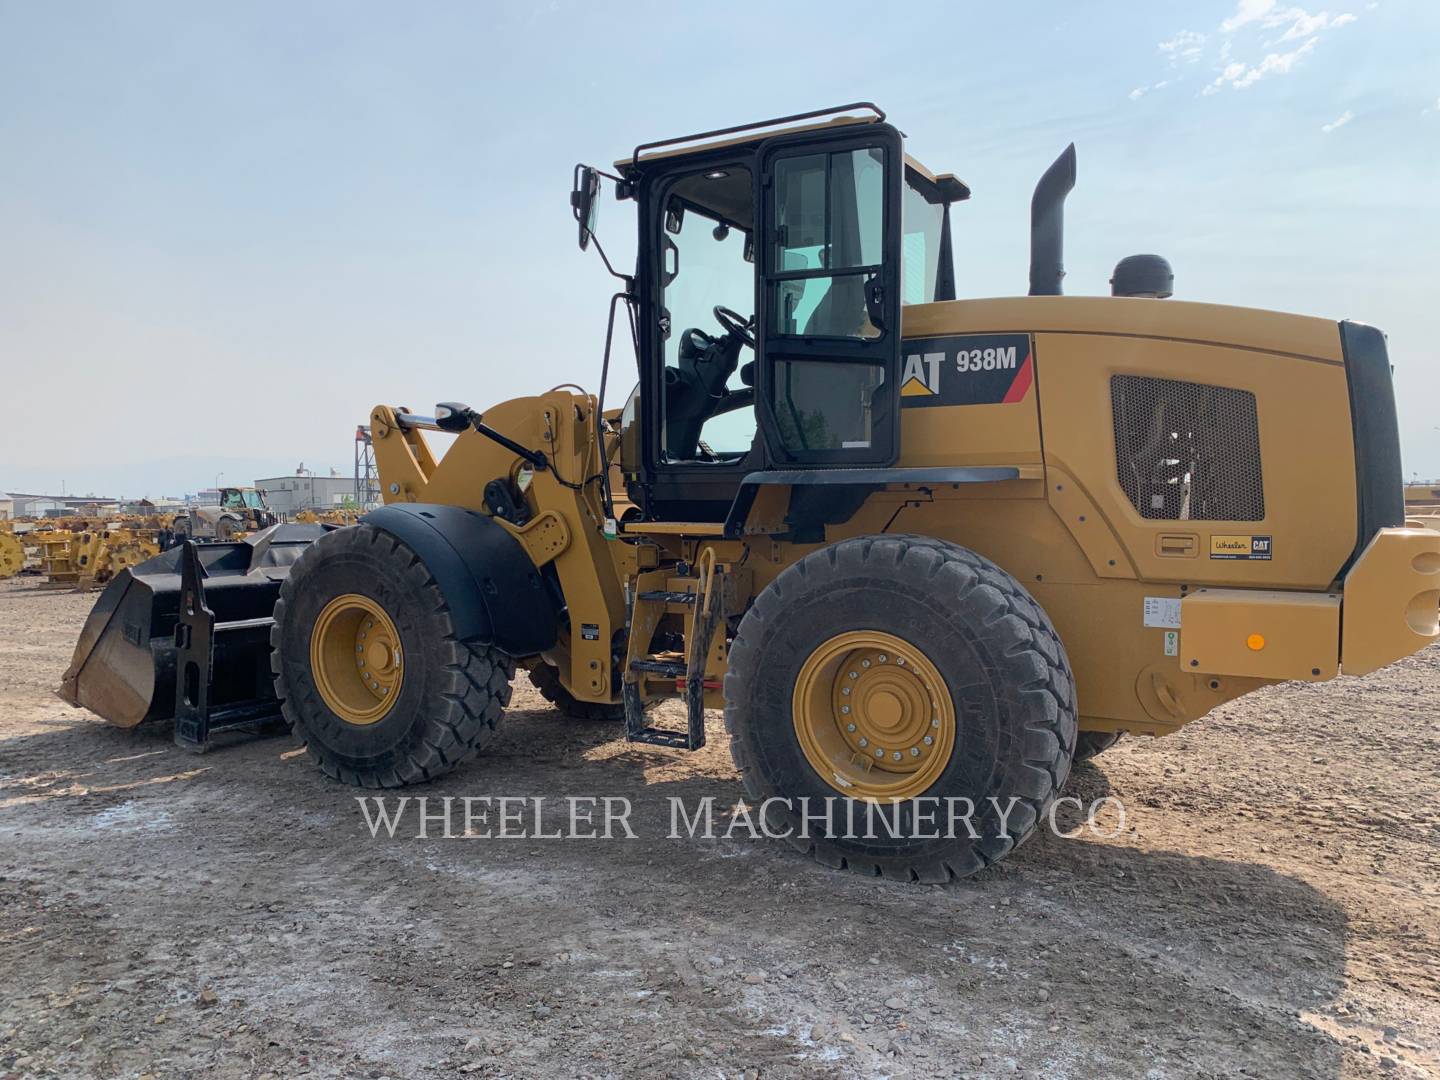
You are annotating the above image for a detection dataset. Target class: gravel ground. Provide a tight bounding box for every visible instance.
[0,575,1437,1079]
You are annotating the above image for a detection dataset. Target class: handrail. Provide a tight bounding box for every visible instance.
[628,102,885,171]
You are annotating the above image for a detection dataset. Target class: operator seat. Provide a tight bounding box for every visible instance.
[663,328,742,459]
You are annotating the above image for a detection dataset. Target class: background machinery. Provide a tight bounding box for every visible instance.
[173,486,275,542]
[60,104,1439,881]
[0,528,23,580]
[1405,482,1440,531]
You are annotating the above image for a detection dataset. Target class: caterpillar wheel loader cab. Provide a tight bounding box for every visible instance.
[61,103,1439,882]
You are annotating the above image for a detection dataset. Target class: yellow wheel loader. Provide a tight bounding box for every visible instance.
[59,104,1439,881]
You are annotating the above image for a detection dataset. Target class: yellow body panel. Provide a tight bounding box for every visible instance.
[1180,589,1339,681]
[371,393,628,701]
[1340,527,1440,675]
[366,294,1435,739]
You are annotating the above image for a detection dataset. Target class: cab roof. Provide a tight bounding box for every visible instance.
[614,105,969,203]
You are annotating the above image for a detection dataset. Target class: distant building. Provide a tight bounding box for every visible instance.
[119,498,184,516]
[0,494,12,520]
[7,494,118,518]
[255,475,357,515]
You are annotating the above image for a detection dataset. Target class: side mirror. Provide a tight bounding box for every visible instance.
[571,165,600,251]
[434,402,473,433]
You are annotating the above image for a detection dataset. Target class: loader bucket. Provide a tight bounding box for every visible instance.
[58,524,328,729]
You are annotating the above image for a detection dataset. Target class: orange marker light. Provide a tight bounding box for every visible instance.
[1246,633,1266,651]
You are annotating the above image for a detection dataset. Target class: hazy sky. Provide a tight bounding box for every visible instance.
[1,0,1437,497]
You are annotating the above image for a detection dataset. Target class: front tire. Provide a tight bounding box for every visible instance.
[724,535,1077,882]
[271,524,513,787]
[527,662,624,721]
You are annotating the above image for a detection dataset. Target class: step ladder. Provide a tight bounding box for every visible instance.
[622,551,725,750]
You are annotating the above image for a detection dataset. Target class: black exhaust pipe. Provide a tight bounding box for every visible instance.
[1028,143,1077,297]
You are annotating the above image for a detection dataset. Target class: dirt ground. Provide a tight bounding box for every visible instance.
[0,577,1437,1080]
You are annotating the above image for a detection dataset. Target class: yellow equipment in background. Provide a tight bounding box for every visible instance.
[0,531,23,579]
[72,528,162,591]
[4,518,169,590]
[293,509,359,526]
[33,531,80,589]
[1403,484,1440,532]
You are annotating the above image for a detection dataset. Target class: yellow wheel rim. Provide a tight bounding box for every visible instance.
[792,630,955,801]
[310,593,404,725]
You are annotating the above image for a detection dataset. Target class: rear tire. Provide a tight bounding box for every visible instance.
[271,524,513,788]
[527,662,624,721]
[725,535,1077,882]
[1074,731,1122,761]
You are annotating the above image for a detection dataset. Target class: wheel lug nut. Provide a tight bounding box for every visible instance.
[858,738,868,748]
[932,718,941,728]
[878,654,887,663]
[896,657,906,666]
[841,687,851,696]
[846,723,857,733]
[840,705,851,714]
[923,735,933,745]
[848,671,858,680]
[873,748,884,758]
[910,747,920,757]
[861,659,871,669]
[891,751,902,761]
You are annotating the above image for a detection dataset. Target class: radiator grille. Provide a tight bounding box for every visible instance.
[1111,375,1264,522]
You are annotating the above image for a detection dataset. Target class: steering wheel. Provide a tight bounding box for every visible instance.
[713,305,756,349]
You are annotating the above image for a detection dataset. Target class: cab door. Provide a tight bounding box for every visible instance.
[754,124,905,467]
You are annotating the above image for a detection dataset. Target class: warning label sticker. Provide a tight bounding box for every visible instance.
[1143,597,1182,629]
[1210,535,1273,561]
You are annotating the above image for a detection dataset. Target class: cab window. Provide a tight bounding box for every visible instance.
[902,180,944,305]
[769,148,884,339]
[758,130,901,465]
[657,164,757,464]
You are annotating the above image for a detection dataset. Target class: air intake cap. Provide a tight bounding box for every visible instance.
[1111,254,1173,298]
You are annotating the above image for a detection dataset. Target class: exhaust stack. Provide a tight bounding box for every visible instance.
[1028,143,1077,297]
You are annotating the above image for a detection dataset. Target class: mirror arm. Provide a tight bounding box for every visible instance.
[588,232,634,292]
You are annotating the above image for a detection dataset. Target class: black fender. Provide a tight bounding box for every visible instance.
[362,503,558,657]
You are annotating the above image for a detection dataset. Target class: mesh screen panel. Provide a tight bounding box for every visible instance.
[1111,375,1264,522]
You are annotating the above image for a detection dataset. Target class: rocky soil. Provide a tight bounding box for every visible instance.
[0,577,1437,1079]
